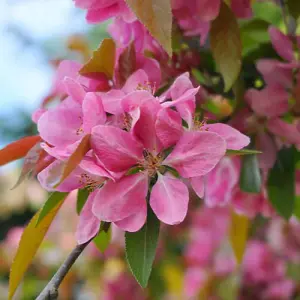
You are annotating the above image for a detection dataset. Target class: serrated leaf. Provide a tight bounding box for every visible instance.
[0,135,41,166]
[240,154,262,193]
[226,149,262,156]
[125,207,160,288]
[11,142,43,189]
[54,134,91,188]
[79,38,116,80]
[210,2,242,91]
[125,0,172,56]
[229,211,249,265]
[93,226,112,253]
[77,188,90,214]
[8,200,63,300]
[267,147,296,220]
[36,192,69,226]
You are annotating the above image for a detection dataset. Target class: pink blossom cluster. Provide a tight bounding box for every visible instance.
[183,206,297,299]
[33,55,250,244]
[201,156,274,217]
[236,26,300,170]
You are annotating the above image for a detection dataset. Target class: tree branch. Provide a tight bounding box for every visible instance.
[36,240,91,300]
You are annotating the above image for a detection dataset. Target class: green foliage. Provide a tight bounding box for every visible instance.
[267,147,296,220]
[240,154,262,193]
[76,189,90,214]
[93,225,112,252]
[125,206,160,287]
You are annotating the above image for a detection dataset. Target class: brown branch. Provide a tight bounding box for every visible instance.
[36,240,91,300]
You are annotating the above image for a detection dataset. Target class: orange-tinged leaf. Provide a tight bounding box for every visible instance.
[210,2,242,92]
[79,39,116,80]
[0,136,41,166]
[229,210,249,265]
[11,143,44,189]
[54,134,91,188]
[125,0,172,56]
[8,200,63,300]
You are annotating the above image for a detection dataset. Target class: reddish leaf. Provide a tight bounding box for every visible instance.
[117,43,136,87]
[79,39,116,80]
[11,143,44,189]
[0,136,41,166]
[54,134,91,187]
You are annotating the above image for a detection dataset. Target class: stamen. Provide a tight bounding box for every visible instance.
[80,173,103,192]
[138,150,163,177]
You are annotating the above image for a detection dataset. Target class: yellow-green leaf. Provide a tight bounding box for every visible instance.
[54,134,91,188]
[125,0,172,56]
[36,192,69,226]
[229,210,249,265]
[93,226,112,253]
[8,201,63,300]
[79,39,116,80]
[210,2,242,91]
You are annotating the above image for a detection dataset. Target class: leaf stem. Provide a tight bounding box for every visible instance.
[36,240,91,300]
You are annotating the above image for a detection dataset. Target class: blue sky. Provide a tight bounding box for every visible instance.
[0,0,88,118]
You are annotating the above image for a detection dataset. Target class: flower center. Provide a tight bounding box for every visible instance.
[138,150,163,177]
[80,173,104,192]
[123,113,133,131]
[193,117,208,131]
[136,81,156,95]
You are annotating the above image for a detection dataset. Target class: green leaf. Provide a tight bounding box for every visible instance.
[252,1,282,25]
[36,192,68,226]
[9,200,63,300]
[210,2,242,92]
[93,226,112,253]
[76,189,90,214]
[229,211,249,265]
[125,207,160,288]
[240,19,270,55]
[226,149,262,156]
[267,147,296,220]
[240,154,262,193]
[294,195,300,220]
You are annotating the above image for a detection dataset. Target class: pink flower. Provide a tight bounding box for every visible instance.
[73,0,135,23]
[90,124,226,228]
[243,241,286,284]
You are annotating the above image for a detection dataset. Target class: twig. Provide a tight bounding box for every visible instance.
[36,240,91,300]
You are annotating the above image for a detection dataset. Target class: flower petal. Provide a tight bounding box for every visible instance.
[150,173,189,225]
[245,85,289,118]
[92,173,148,222]
[63,77,86,104]
[163,131,226,178]
[76,191,101,244]
[115,199,147,232]
[190,176,205,198]
[91,125,143,172]
[269,26,294,62]
[155,108,183,149]
[100,89,125,115]
[204,123,250,150]
[82,92,106,133]
[122,69,149,94]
